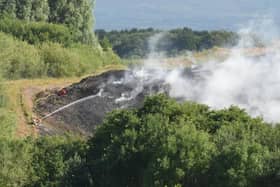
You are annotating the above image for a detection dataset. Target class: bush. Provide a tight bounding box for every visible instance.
[40,43,84,77]
[0,17,76,46]
[69,44,121,71]
[0,139,34,187]
[0,32,45,79]
[0,32,121,79]
[29,136,87,187]
[69,44,105,70]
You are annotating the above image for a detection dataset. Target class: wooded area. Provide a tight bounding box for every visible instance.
[96,28,238,58]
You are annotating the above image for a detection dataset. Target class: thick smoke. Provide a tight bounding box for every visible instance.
[130,18,280,123]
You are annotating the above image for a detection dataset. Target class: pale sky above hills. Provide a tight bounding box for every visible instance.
[95,0,280,31]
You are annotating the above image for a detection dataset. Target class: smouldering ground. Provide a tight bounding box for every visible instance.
[4,46,273,138]
[4,65,126,138]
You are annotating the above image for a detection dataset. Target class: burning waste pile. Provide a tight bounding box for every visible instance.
[36,18,280,135]
[35,69,173,135]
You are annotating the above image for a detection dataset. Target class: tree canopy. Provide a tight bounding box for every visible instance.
[0,0,95,44]
[85,95,280,187]
[0,94,280,186]
[95,28,238,58]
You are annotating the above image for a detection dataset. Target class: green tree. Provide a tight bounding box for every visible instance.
[30,0,49,21]
[48,0,95,44]
[87,95,216,187]
[209,141,271,187]
[100,36,112,51]
[0,0,96,44]
[144,121,215,187]
[16,0,32,20]
[0,0,17,18]
[29,136,87,187]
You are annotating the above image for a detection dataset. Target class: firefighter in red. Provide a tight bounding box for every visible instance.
[57,88,68,96]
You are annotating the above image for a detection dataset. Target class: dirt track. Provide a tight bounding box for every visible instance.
[6,78,80,138]
[5,65,125,138]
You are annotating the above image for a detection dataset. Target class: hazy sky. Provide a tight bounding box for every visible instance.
[95,0,280,31]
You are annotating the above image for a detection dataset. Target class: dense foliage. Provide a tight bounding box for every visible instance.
[96,28,238,58]
[0,17,75,45]
[0,136,87,187]
[0,95,280,186]
[0,32,120,79]
[85,95,280,187]
[0,0,122,80]
[0,0,95,44]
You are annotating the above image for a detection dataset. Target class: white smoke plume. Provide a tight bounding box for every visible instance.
[132,17,280,123]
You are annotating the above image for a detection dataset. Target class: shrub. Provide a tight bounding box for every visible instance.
[0,32,45,79]
[40,43,84,77]
[0,139,34,186]
[0,32,120,79]
[0,17,75,45]
[69,44,121,71]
